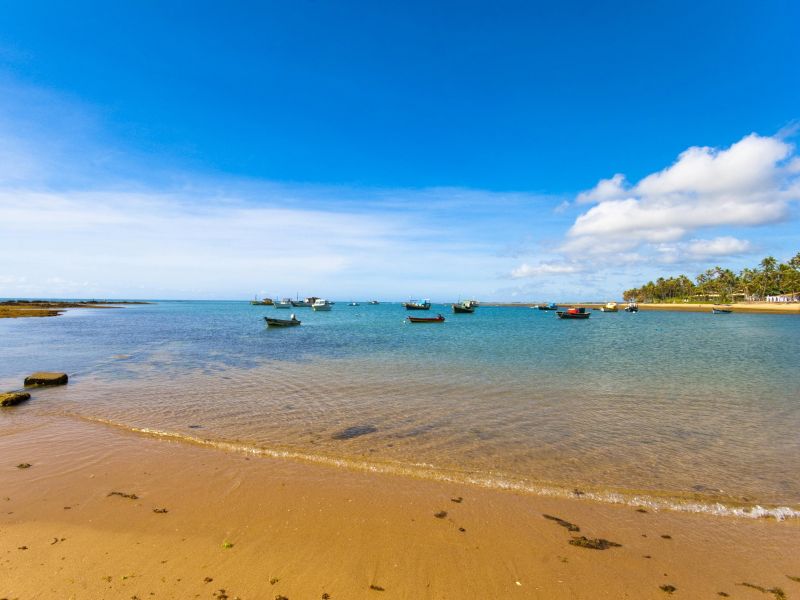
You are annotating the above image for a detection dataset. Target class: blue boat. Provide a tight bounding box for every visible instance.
[537,302,559,311]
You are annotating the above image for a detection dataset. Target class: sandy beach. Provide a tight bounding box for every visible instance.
[2,414,798,599]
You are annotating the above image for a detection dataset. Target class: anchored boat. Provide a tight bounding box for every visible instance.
[404,299,431,310]
[556,307,590,320]
[264,314,301,327]
[452,301,475,313]
[600,302,619,312]
[711,307,733,314]
[537,302,559,311]
[407,314,445,323]
[312,299,332,311]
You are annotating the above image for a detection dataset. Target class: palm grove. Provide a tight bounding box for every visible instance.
[622,253,800,303]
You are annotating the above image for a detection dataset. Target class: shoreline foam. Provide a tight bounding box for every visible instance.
[80,415,800,522]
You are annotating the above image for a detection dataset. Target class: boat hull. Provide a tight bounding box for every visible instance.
[405,303,431,310]
[452,304,474,313]
[711,308,732,314]
[264,317,301,327]
[556,310,590,319]
[407,315,445,323]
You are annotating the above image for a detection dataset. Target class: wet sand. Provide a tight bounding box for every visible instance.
[0,301,150,319]
[2,415,798,599]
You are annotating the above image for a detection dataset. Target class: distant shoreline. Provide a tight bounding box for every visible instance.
[0,300,152,319]
[483,301,800,314]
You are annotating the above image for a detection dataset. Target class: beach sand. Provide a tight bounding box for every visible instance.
[2,414,798,599]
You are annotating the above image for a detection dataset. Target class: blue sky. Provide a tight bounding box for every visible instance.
[1,1,799,300]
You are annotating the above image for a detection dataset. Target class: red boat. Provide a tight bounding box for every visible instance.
[555,307,590,319]
[407,314,445,323]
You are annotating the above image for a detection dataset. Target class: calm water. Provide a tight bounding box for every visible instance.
[2,302,799,517]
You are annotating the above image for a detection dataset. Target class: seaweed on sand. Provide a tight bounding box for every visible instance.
[737,582,787,600]
[543,514,580,532]
[108,491,138,500]
[568,536,622,550]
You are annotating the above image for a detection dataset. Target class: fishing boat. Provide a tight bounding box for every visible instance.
[452,301,475,313]
[349,301,360,306]
[556,307,590,320]
[600,302,619,312]
[312,298,332,311]
[275,298,293,309]
[250,296,274,306]
[407,314,445,323]
[368,300,380,305]
[711,307,733,314]
[264,314,301,327]
[624,302,639,313]
[404,299,431,310]
[537,302,559,310]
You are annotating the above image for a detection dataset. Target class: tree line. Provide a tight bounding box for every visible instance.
[622,253,800,303]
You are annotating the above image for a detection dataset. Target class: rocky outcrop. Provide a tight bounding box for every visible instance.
[0,391,31,406]
[24,372,69,386]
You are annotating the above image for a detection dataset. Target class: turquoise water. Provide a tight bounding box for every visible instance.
[1,302,799,516]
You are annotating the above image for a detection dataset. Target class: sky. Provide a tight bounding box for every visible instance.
[1,1,799,300]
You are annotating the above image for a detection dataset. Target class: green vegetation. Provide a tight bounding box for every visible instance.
[623,253,800,303]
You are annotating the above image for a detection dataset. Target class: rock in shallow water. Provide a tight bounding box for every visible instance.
[24,372,68,387]
[0,391,31,406]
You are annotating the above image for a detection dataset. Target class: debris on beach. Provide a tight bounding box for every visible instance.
[221,540,234,549]
[568,536,622,550]
[434,510,447,519]
[152,507,168,513]
[24,372,68,387]
[108,491,138,500]
[787,576,800,582]
[636,508,648,513]
[718,593,730,597]
[450,496,463,503]
[543,514,580,532]
[1,391,31,406]
[369,584,385,591]
[659,584,677,593]
[274,595,289,600]
[322,594,331,599]
[661,534,672,539]
[459,527,466,532]
[737,582,787,599]
[331,424,378,440]
[204,576,213,583]
[16,462,32,469]
[269,577,279,585]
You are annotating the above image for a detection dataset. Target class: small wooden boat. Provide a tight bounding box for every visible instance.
[537,303,558,310]
[600,302,619,312]
[711,307,732,314]
[405,299,431,310]
[556,307,590,319]
[407,314,445,323]
[264,315,301,327]
[452,302,475,313]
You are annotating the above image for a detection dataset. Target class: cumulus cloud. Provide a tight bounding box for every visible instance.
[563,133,799,258]
[686,236,753,258]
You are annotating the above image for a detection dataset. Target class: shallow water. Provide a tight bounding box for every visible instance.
[1,301,798,516]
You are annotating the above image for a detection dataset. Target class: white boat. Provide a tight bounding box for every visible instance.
[312,298,332,311]
[275,298,293,309]
[349,301,359,306]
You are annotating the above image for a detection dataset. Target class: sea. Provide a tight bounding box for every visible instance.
[2,301,798,519]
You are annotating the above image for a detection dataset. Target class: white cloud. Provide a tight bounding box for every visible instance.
[511,262,586,278]
[564,133,800,259]
[685,236,752,258]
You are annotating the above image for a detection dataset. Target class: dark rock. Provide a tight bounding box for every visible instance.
[24,372,68,387]
[1,391,31,406]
